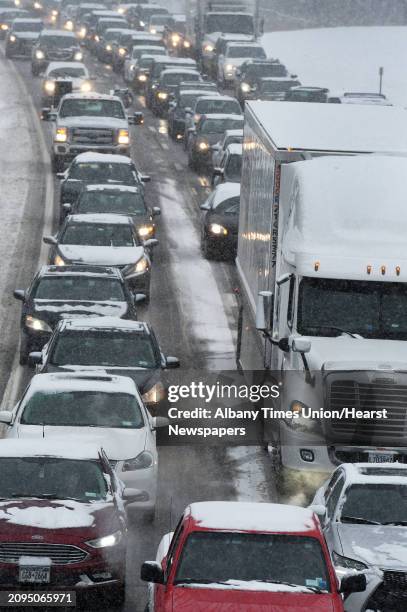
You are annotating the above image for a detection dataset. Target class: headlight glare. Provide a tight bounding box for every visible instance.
[80,80,92,92]
[157,91,168,100]
[74,50,83,61]
[138,74,147,82]
[118,129,129,145]
[142,382,166,405]
[64,20,73,30]
[35,49,45,59]
[137,224,154,238]
[87,530,123,548]
[54,254,65,266]
[44,80,55,93]
[198,140,209,151]
[241,82,251,93]
[209,223,227,236]
[118,47,126,56]
[55,127,67,142]
[10,34,16,41]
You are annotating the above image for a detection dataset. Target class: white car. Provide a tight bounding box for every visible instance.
[311,462,407,611]
[217,41,266,86]
[0,372,168,516]
[41,61,93,105]
[211,128,243,168]
[123,44,167,83]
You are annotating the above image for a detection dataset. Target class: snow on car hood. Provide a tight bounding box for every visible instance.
[302,336,407,372]
[58,245,144,266]
[172,587,335,611]
[337,524,407,570]
[59,116,127,129]
[14,32,40,40]
[0,499,107,530]
[34,300,127,320]
[17,426,147,462]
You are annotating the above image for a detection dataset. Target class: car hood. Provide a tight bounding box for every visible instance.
[45,365,159,394]
[33,299,128,325]
[0,498,116,536]
[172,586,335,611]
[337,523,407,570]
[16,426,147,461]
[58,244,144,266]
[59,116,127,129]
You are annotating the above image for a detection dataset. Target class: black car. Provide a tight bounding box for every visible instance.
[112,31,163,72]
[0,8,28,39]
[200,183,240,260]
[168,87,218,141]
[31,30,83,75]
[14,265,140,365]
[5,17,43,58]
[152,68,201,117]
[95,26,130,64]
[284,86,329,103]
[187,113,244,171]
[145,56,197,108]
[58,152,150,222]
[235,59,289,105]
[30,317,180,407]
[64,183,161,241]
[255,77,302,101]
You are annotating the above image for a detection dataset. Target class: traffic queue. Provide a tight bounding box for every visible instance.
[0,1,403,611]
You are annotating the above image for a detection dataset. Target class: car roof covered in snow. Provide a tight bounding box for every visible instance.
[67,213,133,225]
[0,438,103,460]
[340,463,407,486]
[58,316,149,332]
[212,182,240,206]
[187,502,318,533]
[41,29,77,37]
[72,152,133,164]
[61,92,122,102]
[46,61,87,73]
[24,372,138,397]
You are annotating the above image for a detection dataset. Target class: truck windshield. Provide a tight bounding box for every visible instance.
[227,46,266,59]
[298,278,407,340]
[174,532,330,591]
[205,13,254,35]
[59,99,125,118]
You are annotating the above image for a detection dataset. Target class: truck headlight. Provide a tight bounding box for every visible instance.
[123,451,153,471]
[198,140,209,151]
[241,82,251,93]
[118,47,127,56]
[54,254,65,266]
[78,27,86,38]
[183,40,191,48]
[210,223,227,236]
[9,34,16,42]
[142,382,166,404]
[204,43,214,53]
[118,129,130,145]
[226,64,235,73]
[74,50,83,61]
[55,127,67,142]
[138,74,147,82]
[87,530,123,548]
[137,224,154,238]
[64,20,73,30]
[157,91,168,100]
[35,49,45,59]
[25,316,52,333]
[44,80,55,93]
[171,33,180,45]
[332,552,368,572]
[80,80,92,92]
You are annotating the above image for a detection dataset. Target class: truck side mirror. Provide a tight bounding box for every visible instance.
[13,289,26,301]
[291,338,311,354]
[140,561,165,584]
[255,291,274,332]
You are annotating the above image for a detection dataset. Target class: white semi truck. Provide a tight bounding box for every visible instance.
[237,101,407,489]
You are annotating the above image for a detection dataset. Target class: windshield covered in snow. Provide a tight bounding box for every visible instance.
[205,13,254,35]
[175,532,330,591]
[61,222,136,247]
[34,276,125,301]
[0,458,107,501]
[50,330,158,368]
[340,484,407,525]
[298,278,407,339]
[20,391,144,428]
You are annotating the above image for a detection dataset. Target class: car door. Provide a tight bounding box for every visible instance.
[322,471,346,556]
[154,517,185,610]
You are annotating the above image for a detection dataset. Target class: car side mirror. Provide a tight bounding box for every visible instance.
[291,337,311,354]
[41,108,55,121]
[152,416,169,430]
[200,202,210,211]
[0,410,13,425]
[28,351,42,366]
[122,487,149,504]
[165,356,180,369]
[278,338,290,352]
[340,573,366,594]
[43,235,58,246]
[134,293,147,304]
[152,207,161,216]
[133,111,144,125]
[144,238,158,248]
[213,167,224,176]
[13,289,26,301]
[63,203,72,212]
[141,174,151,183]
[291,74,298,79]
[255,290,274,332]
[140,561,165,584]
[309,504,326,518]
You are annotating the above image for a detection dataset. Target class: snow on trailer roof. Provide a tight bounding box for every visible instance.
[73,152,133,163]
[188,502,317,533]
[26,372,138,396]
[247,101,407,154]
[0,438,103,460]
[60,316,149,332]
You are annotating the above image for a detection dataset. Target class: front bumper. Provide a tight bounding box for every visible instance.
[53,143,130,165]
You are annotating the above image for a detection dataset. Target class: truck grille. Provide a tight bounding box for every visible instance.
[71,128,114,145]
[327,379,407,441]
[47,50,73,60]
[0,543,88,565]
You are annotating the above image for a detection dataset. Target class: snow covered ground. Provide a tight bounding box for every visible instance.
[262,26,407,106]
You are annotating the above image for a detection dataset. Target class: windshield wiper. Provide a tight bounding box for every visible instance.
[341,515,381,525]
[175,578,230,586]
[311,325,361,338]
[11,493,58,499]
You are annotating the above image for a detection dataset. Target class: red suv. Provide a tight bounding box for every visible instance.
[141,501,366,611]
[0,439,143,607]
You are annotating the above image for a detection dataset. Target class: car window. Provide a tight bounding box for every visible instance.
[40,35,76,47]
[200,118,243,134]
[326,475,345,518]
[225,154,242,179]
[226,46,266,59]
[196,99,241,115]
[78,190,146,215]
[69,162,136,184]
[48,67,87,78]
[61,222,136,247]
[214,196,239,214]
[34,276,125,301]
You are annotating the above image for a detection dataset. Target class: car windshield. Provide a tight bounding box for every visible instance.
[205,13,253,35]
[132,46,164,59]
[245,63,287,78]
[78,190,146,215]
[298,278,407,340]
[61,222,135,247]
[48,66,86,78]
[69,162,136,183]
[261,80,300,93]
[341,483,407,525]
[150,14,169,25]
[196,99,241,115]
[34,276,125,301]
[225,155,242,180]
[287,90,327,102]
[99,20,125,30]
[21,390,144,429]
[13,21,43,31]
[59,99,125,118]
[227,46,265,59]
[0,457,107,501]
[215,196,240,214]
[201,117,243,134]
[41,35,76,47]
[51,329,158,368]
[175,532,330,591]
[104,29,123,41]
[162,72,199,86]
[139,57,154,69]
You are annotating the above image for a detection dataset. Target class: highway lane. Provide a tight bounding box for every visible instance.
[0,47,278,611]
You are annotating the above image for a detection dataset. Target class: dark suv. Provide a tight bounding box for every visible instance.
[5,17,43,58]
[31,30,82,75]
[14,265,139,364]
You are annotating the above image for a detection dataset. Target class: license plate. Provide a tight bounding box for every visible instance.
[19,567,50,583]
[368,452,395,463]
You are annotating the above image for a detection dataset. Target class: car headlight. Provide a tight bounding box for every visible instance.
[142,381,166,405]
[105,43,112,51]
[64,20,73,30]
[94,34,99,42]
[157,91,168,100]
[14,0,20,5]
[44,80,55,93]
[25,316,52,333]
[138,74,147,82]
[9,34,16,41]
[139,20,145,27]
[55,127,67,142]
[122,451,153,471]
[34,1,42,9]
[118,47,126,56]
[35,49,45,59]
[78,27,86,38]
[118,6,124,13]
[197,140,209,151]
[203,43,214,53]
[74,50,83,61]
[87,530,123,549]
[332,551,368,572]
[123,256,149,276]
[137,224,154,238]
[172,33,180,45]
[118,129,129,145]
[149,27,156,34]
[1,24,9,30]
[54,254,65,266]
[226,63,235,73]
[80,80,92,92]
[241,82,251,93]
[183,40,190,48]
[209,223,228,236]
[194,113,201,123]
[52,9,58,16]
